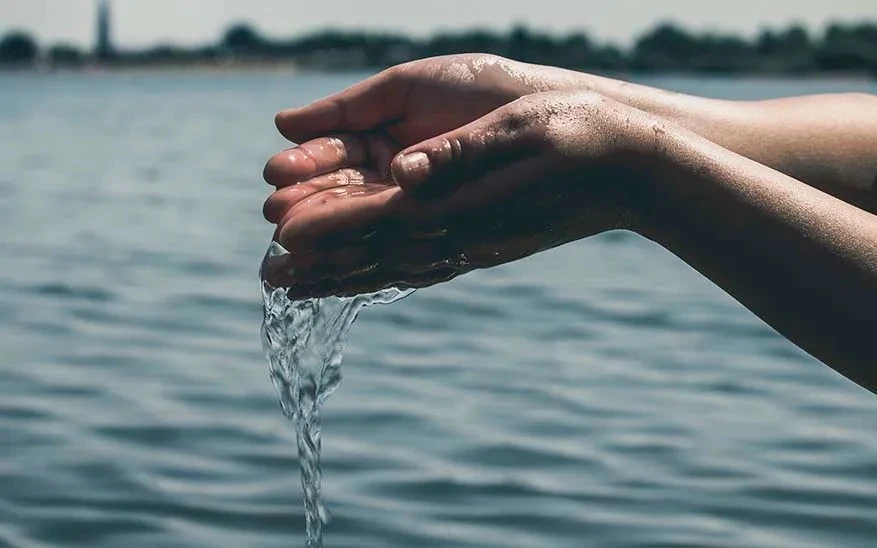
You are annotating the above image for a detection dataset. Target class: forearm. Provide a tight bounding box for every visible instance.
[534,63,877,211]
[631,121,877,392]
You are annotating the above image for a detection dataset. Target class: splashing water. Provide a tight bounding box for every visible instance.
[259,241,412,547]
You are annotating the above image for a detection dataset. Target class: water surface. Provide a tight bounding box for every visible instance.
[0,70,875,548]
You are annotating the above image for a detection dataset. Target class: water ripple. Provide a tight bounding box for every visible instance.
[1,71,875,547]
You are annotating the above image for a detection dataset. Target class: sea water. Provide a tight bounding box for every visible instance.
[259,241,412,547]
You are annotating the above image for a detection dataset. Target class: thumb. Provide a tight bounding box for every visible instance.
[390,104,537,196]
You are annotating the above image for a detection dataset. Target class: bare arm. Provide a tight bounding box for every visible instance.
[264,60,877,392]
[635,118,877,392]
[522,62,877,212]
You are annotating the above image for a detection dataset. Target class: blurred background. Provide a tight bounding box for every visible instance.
[1,1,875,547]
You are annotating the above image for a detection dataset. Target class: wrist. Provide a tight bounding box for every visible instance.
[599,111,678,236]
[621,115,728,244]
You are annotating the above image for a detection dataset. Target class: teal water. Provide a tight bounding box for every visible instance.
[0,70,875,548]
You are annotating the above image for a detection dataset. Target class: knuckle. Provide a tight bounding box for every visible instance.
[430,136,465,172]
[442,136,465,163]
[573,89,604,107]
[470,53,501,66]
[502,108,533,134]
[324,135,349,162]
[572,91,614,122]
[501,100,540,134]
[341,133,368,164]
[382,64,406,86]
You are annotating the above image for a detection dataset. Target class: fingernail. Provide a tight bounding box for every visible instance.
[393,152,430,189]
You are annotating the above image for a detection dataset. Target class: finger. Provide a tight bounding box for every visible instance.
[261,244,374,284]
[276,183,405,248]
[274,68,410,143]
[273,264,460,300]
[263,168,388,223]
[325,266,460,299]
[263,228,469,296]
[389,99,544,196]
[260,244,382,294]
[263,136,366,188]
[263,134,400,188]
[272,155,554,266]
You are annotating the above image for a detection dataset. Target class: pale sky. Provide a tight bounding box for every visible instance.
[2,0,875,49]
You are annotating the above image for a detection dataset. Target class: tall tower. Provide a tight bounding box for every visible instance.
[95,0,113,60]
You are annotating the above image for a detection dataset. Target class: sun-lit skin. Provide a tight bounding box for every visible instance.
[261,54,876,392]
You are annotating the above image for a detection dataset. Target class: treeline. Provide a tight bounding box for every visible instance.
[2,20,877,75]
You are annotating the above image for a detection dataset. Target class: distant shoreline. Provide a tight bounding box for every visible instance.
[5,59,305,74]
[3,20,877,81]
[1,61,874,81]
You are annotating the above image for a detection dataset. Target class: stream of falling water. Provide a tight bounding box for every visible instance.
[259,241,412,547]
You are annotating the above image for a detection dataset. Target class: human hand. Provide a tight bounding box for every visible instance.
[262,54,595,263]
[268,54,587,152]
[261,90,657,297]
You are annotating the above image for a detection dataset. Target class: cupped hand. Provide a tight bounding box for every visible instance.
[262,55,588,202]
[261,90,658,297]
[270,54,585,149]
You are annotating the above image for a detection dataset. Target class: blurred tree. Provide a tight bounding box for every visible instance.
[4,18,875,76]
[562,32,593,68]
[423,29,506,58]
[697,33,754,72]
[772,24,814,72]
[360,34,415,67]
[816,23,877,73]
[47,43,84,66]
[756,28,779,56]
[507,24,534,62]
[222,23,267,54]
[632,22,699,70]
[601,46,628,70]
[778,24,811,52]
[0,30,39,64]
